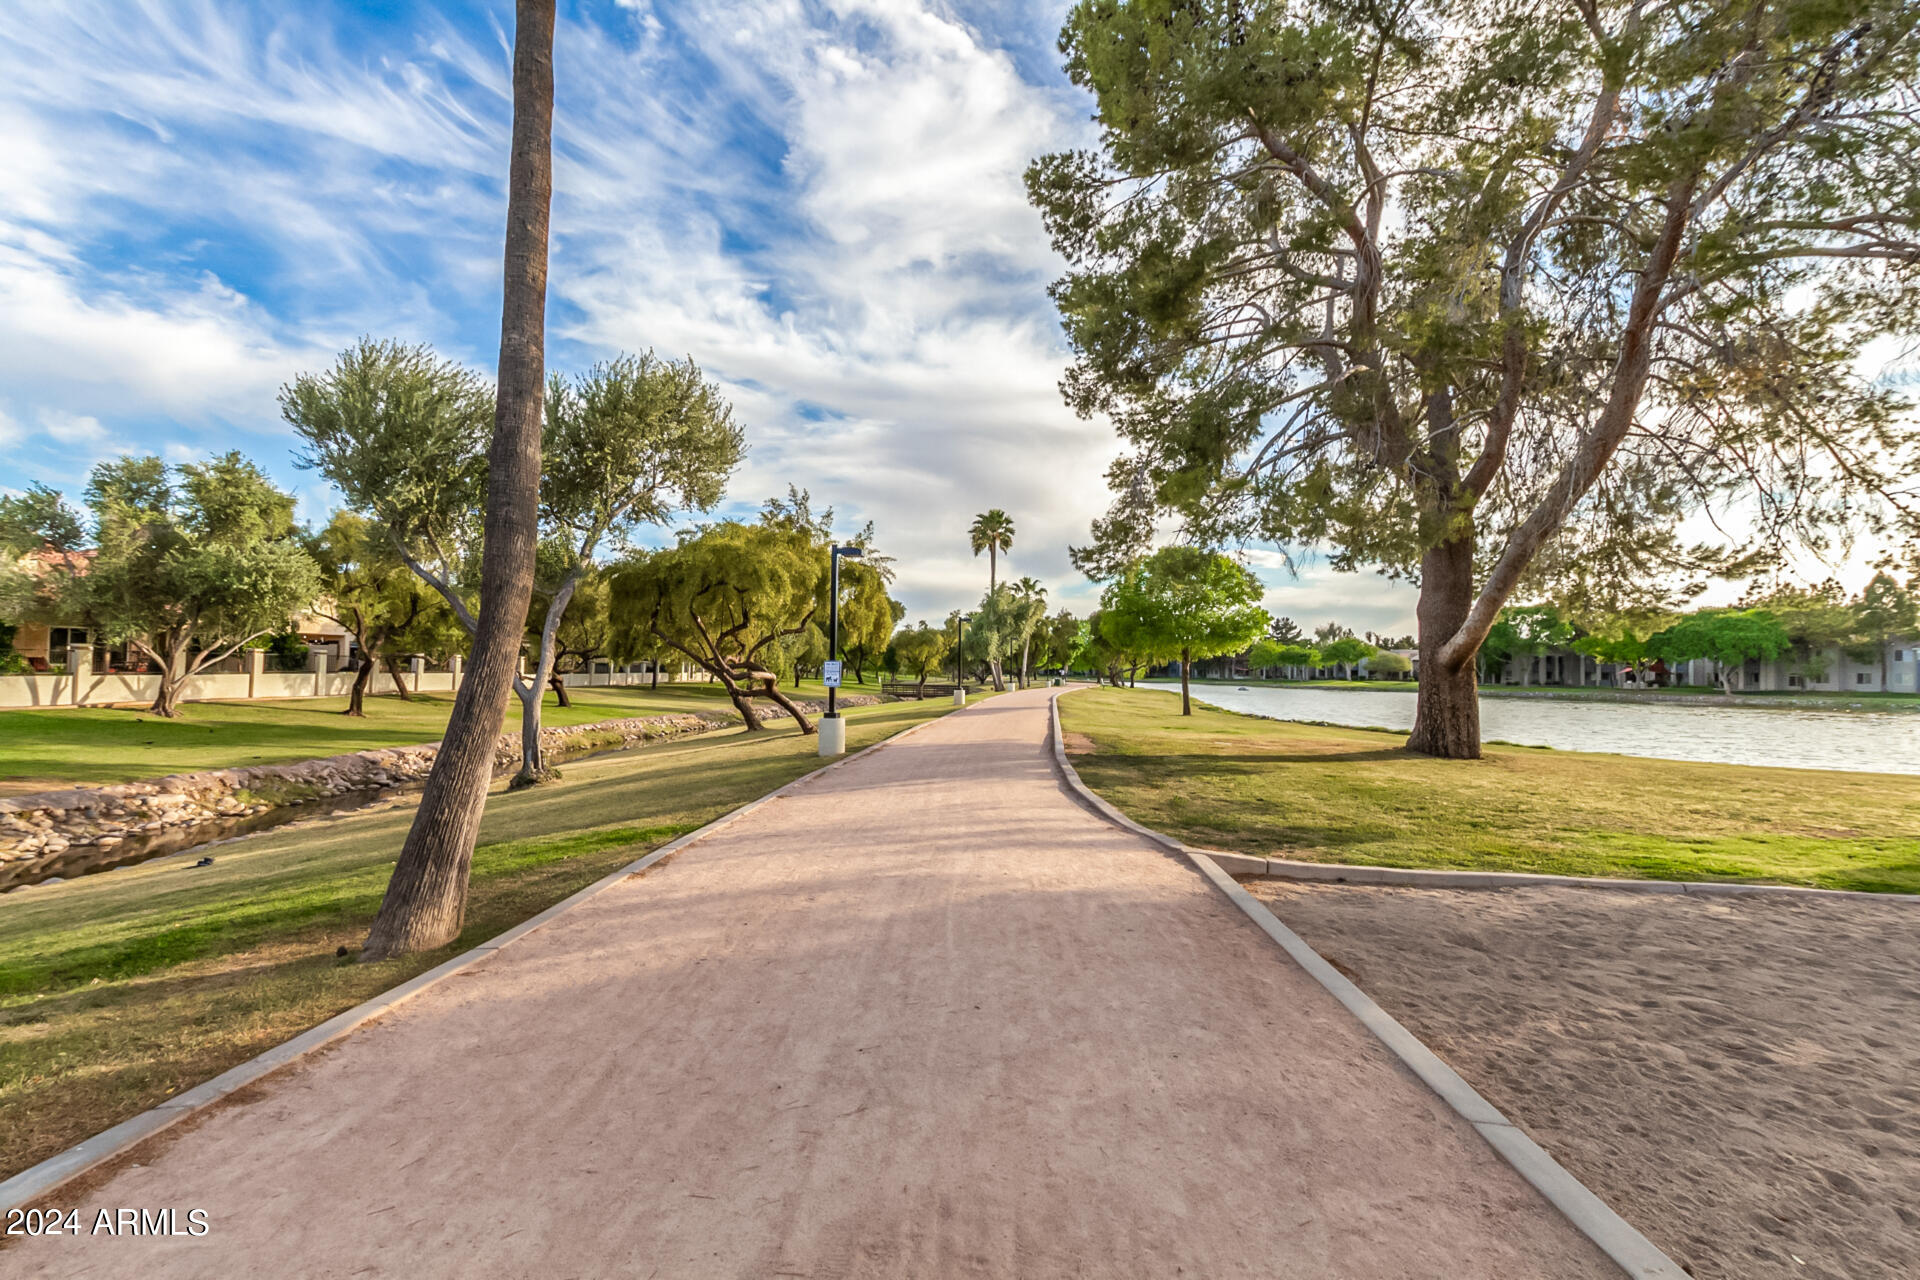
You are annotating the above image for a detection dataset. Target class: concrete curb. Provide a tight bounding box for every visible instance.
[0,700,969,1214]
[1047,688,1687,1280]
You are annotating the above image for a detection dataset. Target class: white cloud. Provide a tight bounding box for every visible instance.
[0,0,1418,630]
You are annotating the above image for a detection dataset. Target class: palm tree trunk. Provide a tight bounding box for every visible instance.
[362,0,554,961]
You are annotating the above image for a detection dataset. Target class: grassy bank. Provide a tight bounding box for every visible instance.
[0,677,864,791]
[0,696,949,1180]
[1060,687,1920,892]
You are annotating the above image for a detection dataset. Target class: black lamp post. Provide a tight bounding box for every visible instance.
[826,545,864,720]
[955,613,972,690]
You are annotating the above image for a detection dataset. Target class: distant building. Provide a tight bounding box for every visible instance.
[5,545,352,673]
[1489,642,1920,693]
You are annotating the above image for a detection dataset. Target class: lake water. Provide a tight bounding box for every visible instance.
[1143,682,1920,775]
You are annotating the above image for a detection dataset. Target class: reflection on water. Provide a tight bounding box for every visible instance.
[1146,683,1920,775]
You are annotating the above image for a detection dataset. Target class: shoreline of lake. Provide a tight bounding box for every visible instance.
[1171,677,1920,713]
[1143,681,1920,775]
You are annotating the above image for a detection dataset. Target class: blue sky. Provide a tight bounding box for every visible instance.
[0,0,1421,634]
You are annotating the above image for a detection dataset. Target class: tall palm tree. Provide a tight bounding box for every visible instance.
[969,509,1015,591]
[363,0,555,960]
[1013,576,1046,688]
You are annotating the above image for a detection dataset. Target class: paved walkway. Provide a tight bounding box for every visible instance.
[13,689,1613,1277]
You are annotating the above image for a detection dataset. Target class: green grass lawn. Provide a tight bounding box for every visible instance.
[0,677,871,791]
[0,695,952,1180]
[1060,686,1920,893]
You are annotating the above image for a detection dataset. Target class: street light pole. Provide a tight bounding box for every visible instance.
[954,613,972,707]
[819,545,863,756]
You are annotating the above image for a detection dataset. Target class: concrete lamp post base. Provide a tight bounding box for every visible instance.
[817,715,847,757]
[952,689,967,707]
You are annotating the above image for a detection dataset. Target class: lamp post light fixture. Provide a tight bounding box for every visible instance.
[818,544,864,757]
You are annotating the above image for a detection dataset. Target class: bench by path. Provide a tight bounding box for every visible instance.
[7,687,1615,1277]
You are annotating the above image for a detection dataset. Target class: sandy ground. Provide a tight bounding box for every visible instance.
[6,689,1611,1278]
[1251,881,1920,1280]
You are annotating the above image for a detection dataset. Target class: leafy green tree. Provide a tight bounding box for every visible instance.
[0,483,88,632]
[82,454,320,716]
[1250,640,1318,679]
[1319,636,1377,681]
[1100,547,1268,713]
[1074,609,1128,685]
[1649,609,1790,694]
[886,621,952,694]
[284,338,493,612]
[290,341,741,784]
[965,584,1048,692]
[608,519,825,730]
[835,562,900,684]
[1031,0,1920,758]
[606,552,675,689]
[512,352,742,776]
[308,511,458,716]
[1483,605,1575,685]
[969,509,1015,591]
[1369,650,1413,679]
[1571,609,1673,687]
[1744,582,1858,683]
[1010,577,1050,686]
[1855,571,1919,689]
[1041,608,1083,675]
[0,482,86,555]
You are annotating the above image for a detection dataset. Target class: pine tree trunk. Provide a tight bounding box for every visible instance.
[1406,536,1482,759]
[362,0,553,962]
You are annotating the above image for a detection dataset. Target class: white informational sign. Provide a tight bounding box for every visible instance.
[822,660,842,689]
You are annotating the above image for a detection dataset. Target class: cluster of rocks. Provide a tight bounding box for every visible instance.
[0,694,878,889]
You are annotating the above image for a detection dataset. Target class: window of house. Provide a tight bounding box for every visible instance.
[1856,673,1872,684]
[1787,675,1804,688]
[1897,650,1908,661]
[48,627,90,650]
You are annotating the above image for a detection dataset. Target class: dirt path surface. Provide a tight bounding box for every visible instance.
[9,689,1612,1278]
[1252,880,1920,1280]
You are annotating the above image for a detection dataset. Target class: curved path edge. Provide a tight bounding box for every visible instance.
[0,704,963,1215]
[1048,687,1687,1280]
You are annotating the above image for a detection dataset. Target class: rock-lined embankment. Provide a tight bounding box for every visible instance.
[0,696,878,889]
